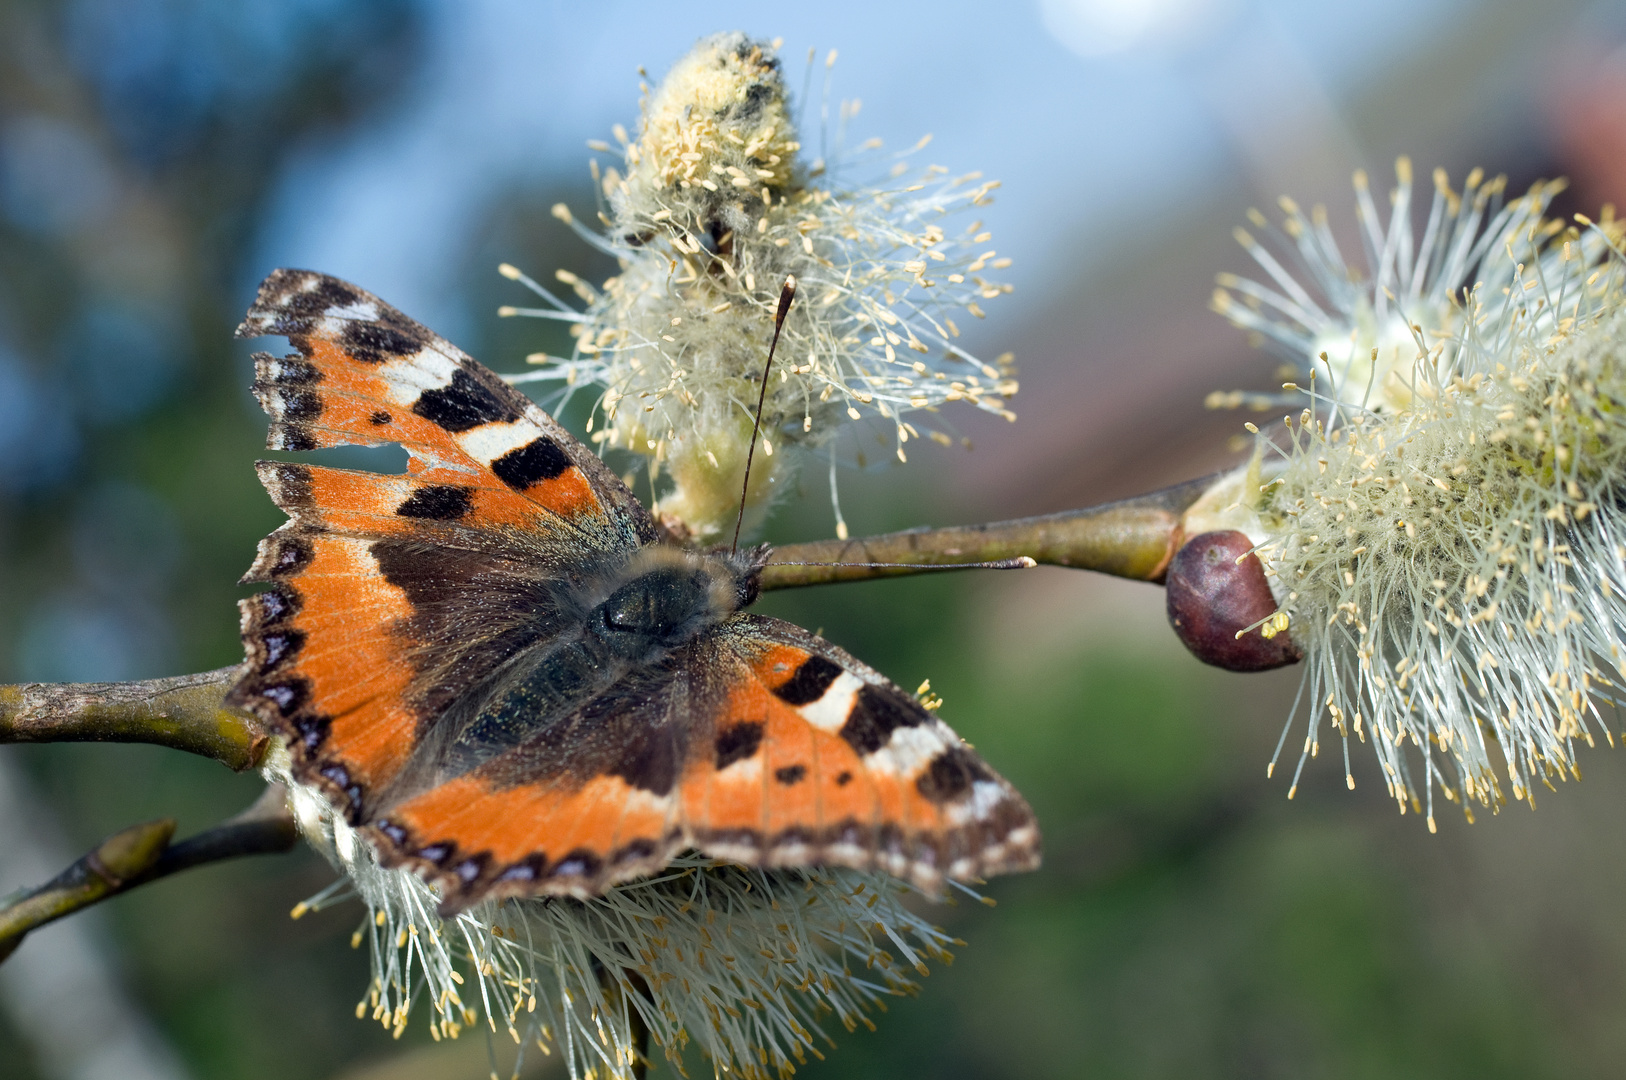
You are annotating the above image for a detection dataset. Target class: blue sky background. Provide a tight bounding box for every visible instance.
[254,0,1485,342]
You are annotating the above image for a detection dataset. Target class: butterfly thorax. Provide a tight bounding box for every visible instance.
[590,546,762,662]
[372,545,765,806]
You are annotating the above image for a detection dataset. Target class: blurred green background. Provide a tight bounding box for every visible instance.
[4,1,1626,1078]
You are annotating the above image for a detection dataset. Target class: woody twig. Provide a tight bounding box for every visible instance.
[0,477,1209,766]
[0,783,297,964]
[0,665,264,771]
[759,473,1212,589]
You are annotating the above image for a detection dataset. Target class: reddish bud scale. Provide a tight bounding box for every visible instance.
[1165,530,1301,672]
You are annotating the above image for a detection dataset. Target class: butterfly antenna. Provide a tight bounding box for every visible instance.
[773,557,1039,571]
[731,276,797,556]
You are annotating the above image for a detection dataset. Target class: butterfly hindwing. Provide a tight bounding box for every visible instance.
[362,649,705,904]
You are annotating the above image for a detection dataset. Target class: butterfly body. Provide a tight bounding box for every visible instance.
[228,269,1039,914]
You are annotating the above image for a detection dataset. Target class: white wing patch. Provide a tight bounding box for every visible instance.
[377,348,459,405]
[945,780,1013,828]
[319,300,380,327]
[866,722,958,778]
[457,419,545,468]
[795,671,864,733]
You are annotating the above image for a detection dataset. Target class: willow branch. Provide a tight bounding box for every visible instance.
[0,665,264,771]
[0,476,1216,759]
[759,472,1216,590]
[0,783,297,964]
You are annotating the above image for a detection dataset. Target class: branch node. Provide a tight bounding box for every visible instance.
[87,818,177,887]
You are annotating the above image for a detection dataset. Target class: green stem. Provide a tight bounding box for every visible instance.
[0,666,263,771]
[759,472,1215,590]
[0,784,297,964]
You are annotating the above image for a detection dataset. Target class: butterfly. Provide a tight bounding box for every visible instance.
[226,269,1040,915]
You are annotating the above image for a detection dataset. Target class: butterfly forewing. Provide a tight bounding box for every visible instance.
[229,270,651,823]
[241,268,654,539]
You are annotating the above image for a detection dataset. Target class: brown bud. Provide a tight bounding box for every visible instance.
[1166,530,1301,672]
